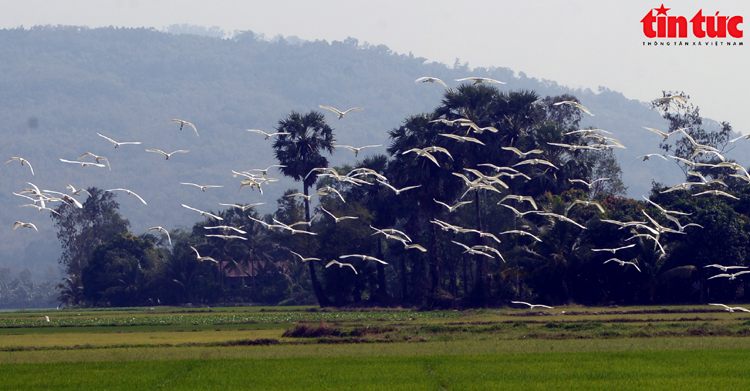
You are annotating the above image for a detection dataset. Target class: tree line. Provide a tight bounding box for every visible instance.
[52,85,749,308]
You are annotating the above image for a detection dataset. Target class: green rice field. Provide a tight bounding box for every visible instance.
[1,305,750,390]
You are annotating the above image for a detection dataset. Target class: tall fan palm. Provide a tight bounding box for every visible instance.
[388,114,462,300]
[272,111,335,307]
[431,86,542,304]
[353,154,407,303]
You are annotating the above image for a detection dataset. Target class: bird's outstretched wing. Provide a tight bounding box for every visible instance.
[415,77,448,87]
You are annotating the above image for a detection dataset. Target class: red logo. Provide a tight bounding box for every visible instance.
[641,4,743,38]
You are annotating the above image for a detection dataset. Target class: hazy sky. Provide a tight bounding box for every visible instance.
[2,0,748,133]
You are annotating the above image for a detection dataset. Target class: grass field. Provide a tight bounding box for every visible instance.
[4,349,750,390]
[1,304,750,389]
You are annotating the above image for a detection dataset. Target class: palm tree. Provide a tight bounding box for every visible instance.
[431,86,542,304]
[387,114,463,302]
[352,154,406,303]
[272,111,335,306]
[55,274,84,307]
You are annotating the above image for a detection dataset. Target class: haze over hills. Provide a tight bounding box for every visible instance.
[0,25,740,280]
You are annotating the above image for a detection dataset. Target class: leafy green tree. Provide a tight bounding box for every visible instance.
[51,188,130,279]
[81,233,163,307]
[272,111,335,306]
[55,274,84,307]
[586,149,627,197]
[653,91,732,178]
[159,230,225,306]
[0,268,58,309]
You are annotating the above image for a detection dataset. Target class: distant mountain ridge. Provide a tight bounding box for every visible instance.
[1,25,734,279]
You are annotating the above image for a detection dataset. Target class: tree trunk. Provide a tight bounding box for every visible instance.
[400,256,408,302]
[304,186,330,307]
[462,258,468,297]
[471,190,488,306]
[376,236,388,304]
[429,223,440,296]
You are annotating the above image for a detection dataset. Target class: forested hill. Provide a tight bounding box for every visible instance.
[0,25,724,279]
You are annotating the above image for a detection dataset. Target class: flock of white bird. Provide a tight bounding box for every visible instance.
[5,77,750,313]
